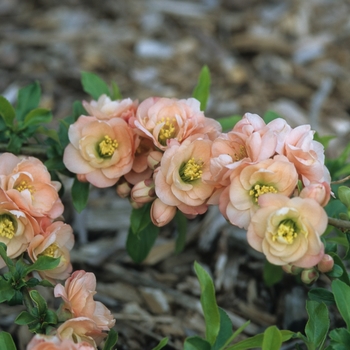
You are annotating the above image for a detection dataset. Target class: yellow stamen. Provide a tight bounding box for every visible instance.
[249,184,277,202]
[179,157,203,183]
[0,215,16,240]
[15,180,35,194]
[40,243,59,258]
[233,145,248,161]
[157,118,177,146]
[272,219,298,244]
[98,135,118,158]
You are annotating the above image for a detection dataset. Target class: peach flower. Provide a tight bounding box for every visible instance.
[54,270,115,331]
[154,137,215,215]
[63,116,135,188]
[247,194,327,268]
[82,94,138,123]
[150,198,177,227]
[299,182,331,207]
[135,97,221,150]
[27,221,74,282]
[0,189,38,268]
[224,155,298,229]
[0,153,63,219]
[27,334,95,350]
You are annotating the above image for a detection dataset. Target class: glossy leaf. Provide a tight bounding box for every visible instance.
[151,337,168,350]
[103,329,118,350]
[217,115,241,132]
[262,326,282,350]
[194,261,220,345]
[25,255,60,274]
[36,126,60,143]
[0,278,15,303]
[184,336,211,350]
[263,110,281,123]
[192,65,210,111]
[308,288,335,306]
[16,81,41,121]
[332,279,350,330]
[71,177,90,213]
[15,311,36,325]
[175,210,187,254]
[126,223,159,263]
[305,301,329,349]
[212,308,233,350]
[72,100,87,121]
[329,328,350,348]
[0,96,15,127]
[111,81,122,100]
[329,253,350,285]
[263,261,283,287]
[7,133,23,154]
[0,243,15,270]
[130,202,153,234]
[22,108,52,129]
[338,186,350,209]
[0,332,17,350]
[81,71,111,100]
[30,290,48,315]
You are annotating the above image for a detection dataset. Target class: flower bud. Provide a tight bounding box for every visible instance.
[131,178,156,204]
[282,263,303,275]
[301,268,319,285]
[147,151,163,170]
[300,182,331,207]
[130,199,145,209]
[151,198,176,227]
[77,174,88,182]
[317,254,334,273]
[116,178,132,198]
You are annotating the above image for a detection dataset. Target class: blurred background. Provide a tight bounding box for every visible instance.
[1,0,350,349]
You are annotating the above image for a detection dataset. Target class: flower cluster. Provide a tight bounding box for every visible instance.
[0,153,74,280]
[64,95,331,270]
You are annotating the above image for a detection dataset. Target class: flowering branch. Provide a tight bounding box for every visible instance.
[328,217,350,230]
[331,175,350,184]
[0,143,48,159]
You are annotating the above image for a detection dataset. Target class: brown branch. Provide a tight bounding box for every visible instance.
[331,175,350,185]
[328,217,350,230]
[0,143,49,159]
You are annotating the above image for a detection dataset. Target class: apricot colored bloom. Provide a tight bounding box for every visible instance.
[154,137,215,215]
[56,317,107,347]
[54,270,115,331]
[83,94,138,123]
[135,97,221,150]
[27,221,74,282]
[0,153,63,219]
[247,194,327,268]
[224,155,298,229]
[150,198,177,227]
[63,116,135,188]
[0,189,38,268]
[27,335,95,350]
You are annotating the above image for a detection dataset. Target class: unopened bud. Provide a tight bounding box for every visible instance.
[317,254,334,273]
[131,178,156,204]
[130,199,145,209]
[147,151,163,170]
[77,174,88,182]
[282,263,303,275]
[151,198,176,227]
[116,178,132,198]
[301,268,319,285]
[300,182,331,207]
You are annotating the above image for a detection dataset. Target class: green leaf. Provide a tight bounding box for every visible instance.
[43,309,58,326]
[81,71,111,100]
[192,65,211,111]
[329,328,350,348]
[126,223,159,263]
[72,100,87,121]
[16,81,41,121]
[0,332,17,350]
[326,264,343,278]
[175,210,187,254]
[130,202,153,234]
[0,278,15,303]
[15,311,37,325]
[21,108,52,129]
[305,301,329,349]
[25,255,60,274]
[313,132,335,149]
[111,81,122,100]
[0,242,15,270]
[329,253,350,285]
[30,290,48,315]
[38,279,55,288]
[264,110,282,123]
[103,328,118,350]
[151,337,168,350]
[332,279,350,330]
[226,330,294,350]
[36,126,60,143]
[325,199,347,218]
[184,336,211,350]
[7,133,23,154]
[308,288,335,306]
[212,308,233,350]
[194,261,220,345]
[71,177,90,213]
[338,186,350,209]
[263,261,283,287]
[262,326,282,350]
[219,320,251,349]
[217,115,241,132]
[0,96,15,127]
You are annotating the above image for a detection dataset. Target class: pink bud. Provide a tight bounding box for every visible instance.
[147,151,163,170]
[131,178,156,204]
[77,174,88,182]
[151,198,176,227]
[317,254,334,273]
[282,263,303,275]
[301,268,319,285]
[300,182,331,207]
[116,178,132,198]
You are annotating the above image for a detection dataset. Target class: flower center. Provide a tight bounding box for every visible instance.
[249,184,278,202]
[272,219,298,244]
[0,214,16,240]
[98,135,118,158]
[15,180,35,194]
[40,243,60,258]
[233,145,248,161]
[179,157,203,183]
[158,118,177,146]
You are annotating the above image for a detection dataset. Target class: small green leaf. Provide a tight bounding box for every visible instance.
[21,108,52,129]
[305,301,329,349]
[15,311,37,325]
[25,255,60,274]
[0,96,15,127]
[217,115,241,132]
[220,320,251,349]
[151,337,168,350]
[43,309,58,326]
[103,329,118,350]
[184,336,211,350]
[338,186,350,209]
[194,261,220,345]
[329,253,350,285]
[313,132,335,149]
[262,326,282,350]
[81,71,111,100]
[0,242,15,270]
[72,100,87,121]
[332,279,350,330]
[326,264,343,278]
[126,223,159,263]
[263,261,283,287]
[0,278,16,303]
[264,110,282,123]
[329,328,350,347]
[308,288,335,306]
[0,332,17,350]
[192,65,211,111]
[212,308,233,350]
[7,133,23,154]
[30,290,48,315]
[16,81,41,121]
[38,279,55,288]
[175,210,187,254]
[130,202,153,234]
[36,126,60,143]
[71,177,90,213]
[111,81,122,100]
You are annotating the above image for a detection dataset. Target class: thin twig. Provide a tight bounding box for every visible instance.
[328,217,350,230]
[0,143,49,159]
[331,175,350,185]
